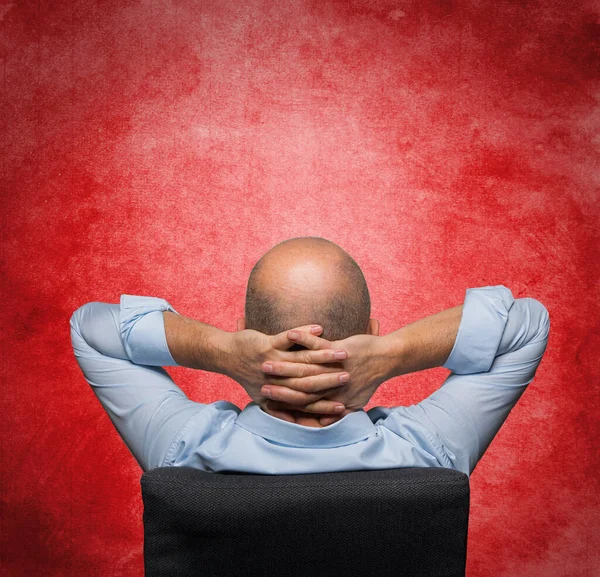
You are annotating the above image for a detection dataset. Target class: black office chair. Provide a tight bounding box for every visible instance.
[141,466,470,577]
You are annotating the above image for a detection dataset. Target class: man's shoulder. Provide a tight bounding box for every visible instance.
[190,400,242,432]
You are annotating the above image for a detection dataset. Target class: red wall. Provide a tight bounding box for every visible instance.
[2,1,598,575]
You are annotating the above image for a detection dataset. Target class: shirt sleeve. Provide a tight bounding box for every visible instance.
[69,296,212,472]
[382,285,551,476]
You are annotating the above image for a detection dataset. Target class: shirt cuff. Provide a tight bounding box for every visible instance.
[119,295,181,367]
[442,285,515,374]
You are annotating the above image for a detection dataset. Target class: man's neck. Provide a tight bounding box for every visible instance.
[259,404,351,428]
[287,409,331,428]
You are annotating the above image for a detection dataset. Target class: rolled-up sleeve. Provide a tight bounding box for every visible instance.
[69,296,209,472]
[385,285,550,476]
[441,285,515,374]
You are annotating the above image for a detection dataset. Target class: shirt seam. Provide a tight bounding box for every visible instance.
[415,421,456,470]
[160,408,211,468]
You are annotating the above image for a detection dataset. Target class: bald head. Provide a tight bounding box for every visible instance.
[244,237,371,341]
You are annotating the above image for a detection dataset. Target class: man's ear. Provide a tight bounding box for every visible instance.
[237,317,246,331]
[367,318,379,336]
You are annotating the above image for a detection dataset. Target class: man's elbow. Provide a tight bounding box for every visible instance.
[70,302,88,328]
[70,306,83,334]
[528,298,550,345]
[69,302,96,346]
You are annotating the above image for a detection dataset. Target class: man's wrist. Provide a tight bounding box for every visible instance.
[378,332,408,381]
[212,330,237,378]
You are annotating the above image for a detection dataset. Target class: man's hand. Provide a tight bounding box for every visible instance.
[224,325,352,423]
[260,330,398,426]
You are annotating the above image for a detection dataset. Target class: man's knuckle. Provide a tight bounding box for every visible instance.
[303,365,315,378]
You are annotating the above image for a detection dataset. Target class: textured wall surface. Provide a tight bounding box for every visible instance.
[2,1,599,575]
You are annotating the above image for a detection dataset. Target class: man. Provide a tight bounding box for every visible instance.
[70,236,550,475]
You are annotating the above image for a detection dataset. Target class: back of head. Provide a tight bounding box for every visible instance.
[244,237,371,342]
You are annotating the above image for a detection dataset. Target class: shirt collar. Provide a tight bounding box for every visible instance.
[235,402,377,448]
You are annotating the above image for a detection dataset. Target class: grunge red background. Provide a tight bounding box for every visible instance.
[2,1,598,575]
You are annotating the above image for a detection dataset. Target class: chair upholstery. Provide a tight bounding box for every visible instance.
[141,466,470,577]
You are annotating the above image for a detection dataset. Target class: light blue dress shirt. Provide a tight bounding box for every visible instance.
[70,285,550,477]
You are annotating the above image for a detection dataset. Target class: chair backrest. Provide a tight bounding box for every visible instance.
[141,466,470,577]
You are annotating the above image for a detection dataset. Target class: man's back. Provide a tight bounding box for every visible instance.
[70,285,550,476]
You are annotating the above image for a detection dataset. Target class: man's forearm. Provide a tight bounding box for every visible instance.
[382,304,464,378]
[161,301,462,393]
[162,311,232,374]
